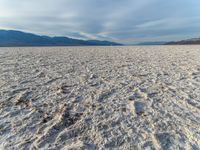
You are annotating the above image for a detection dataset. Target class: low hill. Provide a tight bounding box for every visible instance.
[136,41,166,45]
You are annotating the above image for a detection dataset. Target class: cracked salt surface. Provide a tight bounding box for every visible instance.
[0,46,200,149]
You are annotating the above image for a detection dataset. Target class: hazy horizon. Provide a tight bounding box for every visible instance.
[0,0,200,44]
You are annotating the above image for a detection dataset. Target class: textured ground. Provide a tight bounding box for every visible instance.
[0,46,200,150]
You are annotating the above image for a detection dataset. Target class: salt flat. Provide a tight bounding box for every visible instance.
[0,46,200,149]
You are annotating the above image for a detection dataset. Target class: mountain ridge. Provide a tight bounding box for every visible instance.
[0,30,122,46]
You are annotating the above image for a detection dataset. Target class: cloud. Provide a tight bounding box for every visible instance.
[0,0,200,44]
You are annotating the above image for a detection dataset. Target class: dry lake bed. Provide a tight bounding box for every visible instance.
[0,46,200,149]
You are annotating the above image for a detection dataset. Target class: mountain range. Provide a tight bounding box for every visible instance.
[165,38,200,45]
[0,30,122,46]
[1,29,200,46]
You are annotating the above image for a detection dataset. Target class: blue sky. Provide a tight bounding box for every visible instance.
[0,0,200,44]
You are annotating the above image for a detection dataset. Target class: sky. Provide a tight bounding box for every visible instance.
[0,0,200,44]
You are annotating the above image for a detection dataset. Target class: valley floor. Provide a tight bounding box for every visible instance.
[0,46,200,149]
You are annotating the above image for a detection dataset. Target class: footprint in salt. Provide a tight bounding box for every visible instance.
[128,98,146,116]
[134,101,146,115]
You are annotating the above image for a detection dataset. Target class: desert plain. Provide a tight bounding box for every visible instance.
[0,46,200,149]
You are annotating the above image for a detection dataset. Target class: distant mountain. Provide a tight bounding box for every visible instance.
[136,41,166,45]
[0,30,122,46]
[165,38,200,45]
